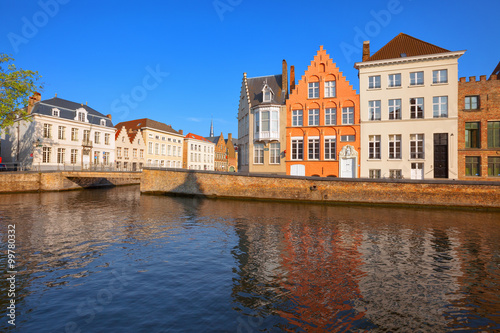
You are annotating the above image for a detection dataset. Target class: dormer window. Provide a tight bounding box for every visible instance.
[75,108,88,123]
[262,84,273,103]
[100,119,106,126]
[52,108,60,117]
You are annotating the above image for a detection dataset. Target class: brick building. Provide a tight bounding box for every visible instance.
[458,69,500,180]
[205,132,228,172]
[286,46,360,177]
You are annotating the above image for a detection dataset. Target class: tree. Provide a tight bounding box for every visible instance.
[0,53,43,129]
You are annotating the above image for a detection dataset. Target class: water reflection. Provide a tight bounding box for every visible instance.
[0,187,499,332]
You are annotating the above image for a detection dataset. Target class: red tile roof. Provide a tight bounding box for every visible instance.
[184,133,211,143]
[367,33,450,61]
[114,118,181,135]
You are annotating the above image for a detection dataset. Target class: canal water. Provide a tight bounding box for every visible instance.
[0,186,499,332]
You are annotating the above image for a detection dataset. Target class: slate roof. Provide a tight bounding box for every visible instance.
[32,97,113,127]
[246,74,285,107]
[367,33,450,62]
[185,133,211,143]
[114,118,181,135]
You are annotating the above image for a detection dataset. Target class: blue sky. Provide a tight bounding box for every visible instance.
[1,0,499,138]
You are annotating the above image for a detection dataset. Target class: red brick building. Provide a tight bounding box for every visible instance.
[458,70,500,180]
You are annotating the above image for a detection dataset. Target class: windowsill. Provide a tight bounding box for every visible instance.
[431,82,448,86]
[433,116,449,119]
[368,158,381,161]
[308,97,320,100]
[369,119,381,121]
[409,158,425,161]
[368,87,382,91]
[462,108,482,112]
[324,96,336,99]
[408,84,424,88]
[387,86,402,89]
[388,118,402,121]
[388,158,402,161]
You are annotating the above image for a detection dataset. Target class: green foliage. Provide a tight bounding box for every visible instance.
[0,53,43,129]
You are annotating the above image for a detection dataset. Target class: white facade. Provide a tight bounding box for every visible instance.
[1,112,115,171]
[115,126,146,171]
[356,51,464,179]
[184,135,215,171]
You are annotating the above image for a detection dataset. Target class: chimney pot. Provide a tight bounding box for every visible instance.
[106,114,112,120]
[290,65,296,93]
[282,59,288,99]
[179,129,183,135]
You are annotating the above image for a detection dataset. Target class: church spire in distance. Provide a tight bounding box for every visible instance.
[210,116,214,137]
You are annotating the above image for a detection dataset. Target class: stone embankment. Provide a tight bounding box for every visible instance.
[0,171,141,193]
[141,169,500,209]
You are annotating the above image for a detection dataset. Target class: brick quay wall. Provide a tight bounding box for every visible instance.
[0,171,141,193]
[141,169,500,209]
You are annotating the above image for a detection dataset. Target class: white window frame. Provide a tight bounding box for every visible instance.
[57,148,65,164]
[432,69,448,84]
[410,71,424,86]
[58,126,65,140]
[433,96,448,118]
[388,134,401,159]
[324,136,336,160]
[369,135,381,159]
[292,110,303,127]
[291,137,303,160]
[308,137,320,160]
[254,143,264,164]
[388,73,401,87]
[388,99,401,120]
[368,101,381,121]
[269,142,280,164]
[410,134,424,159]
[43,124,52,138]
[325,108,336,125]
[342,107,354,125]
[308,109,319,126]
[324,81,336,98]
[410,98,424,119]
[368,75,381,89]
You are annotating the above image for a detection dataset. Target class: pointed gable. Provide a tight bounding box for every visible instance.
[367,33,450,61]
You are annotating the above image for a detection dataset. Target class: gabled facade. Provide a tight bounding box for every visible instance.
[355,33,465,180]
[286,46,360,178]
[1,93,115,171]
[225,133,238,172]
[458,71,500,180]
[114,118,184,168]
[205,132,228,172]
[183,133,215,171]
[114,125,146,171]
[237,61,288,175]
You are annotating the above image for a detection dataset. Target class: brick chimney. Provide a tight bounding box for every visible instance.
[228,133,232,143]
[282,59,288,99]
[106,114,112,120]
[27,92,41,114]
[290,65,295,93]
[362,41,370,62]
[179,129,183,135]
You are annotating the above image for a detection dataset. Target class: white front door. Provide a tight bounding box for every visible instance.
[340,158,354,178]
[82,153,90,169]
[290,164,305,176]
[411,163,424,180]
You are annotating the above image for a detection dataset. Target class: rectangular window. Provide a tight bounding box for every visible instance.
[308,82,319,98]
[43,124,52,138]
[465,96,479,110]
[57,148,65,164]
[42,147,51,163]
[340,135,355,142]
[254,144,264,164]
[57,126,65,140]
[94,132,100,144]
[261,111,270,131]
[368,75,381,89]
[105,133,110,145]
[155,143,159,155]
[410,134,424,159]
[369,169,381,178]
[308,138,319,160]
[390,169,402,179]
[178,147,181,157]
[433,96,448,118]
[410,98,424,119]
[292,110,303,126]
[342,107,354,125]
[368,101,381,121]
[465,122,480,148]
[71,149,78,164]
[140,149,144,158]
[103,152,109,165]
[78,112,86,122]
[308,109,319,126]
[270,142,280,164]
[388,99,401,120]
[465,156,481,176]
[388,73,401,87]
[124,148,129,158]
[167,145,171,156]
[71,128,78,141]
[117,147,122,158]
[271,111,278,132]
[133,148,137,158]
[324,81,336,98]
[388,135,401,159]
[94,151,100,164]
[83,130,90,143]
[291,138,303,160]
[161,144,166,155]
[410,71,424,85]
[369,135,381,159]
[324,137,336,160]
[488,121,500,148]
[488,156,500,177]
[148,142,153,154]
[325,108,336,125]
[433,69,448,84]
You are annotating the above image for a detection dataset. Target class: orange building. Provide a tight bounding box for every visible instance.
[286,46,360,177]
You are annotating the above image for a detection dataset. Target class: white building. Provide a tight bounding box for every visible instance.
[354,33,465,180]
[183,133,215,170]
[115,125,146,171]
[1,93,116,171]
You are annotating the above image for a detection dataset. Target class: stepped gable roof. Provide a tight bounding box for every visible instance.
[114,118,181,135]
[493,61,500,76]
[246,74,285,107]
[33,97,113,127]
[368,33,450,62]
[185,133,211,143]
